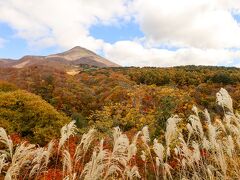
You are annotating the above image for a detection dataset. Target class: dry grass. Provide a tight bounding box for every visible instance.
[1,88,240,179]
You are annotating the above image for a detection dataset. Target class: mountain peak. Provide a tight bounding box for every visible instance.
[47,47,120,67]
[70,46,88,51]
[48,46,97,61]
[67,46,96,55]
[1,46,120,70]
[67,46,92,53]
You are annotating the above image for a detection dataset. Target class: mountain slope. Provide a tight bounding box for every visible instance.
[0,59,15,67]
[47,46,119,67]
[0,46,120,71]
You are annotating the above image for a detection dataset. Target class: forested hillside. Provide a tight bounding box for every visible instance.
[1,65,240,179]
[0,65,240,141]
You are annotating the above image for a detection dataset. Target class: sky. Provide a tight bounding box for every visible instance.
[0,0,240,67]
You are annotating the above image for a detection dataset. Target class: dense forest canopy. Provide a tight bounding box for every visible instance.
[0,65,240,142]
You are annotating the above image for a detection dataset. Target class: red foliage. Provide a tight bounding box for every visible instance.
[40,169,63,180]
[10,133,21,145]
[103,136,112,150]
[200,149,209,158]
[68,136,78,158]
[168,158,179,169]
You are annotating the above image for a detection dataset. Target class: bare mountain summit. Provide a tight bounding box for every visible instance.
[0,46,120,73]
[48,46,119,67]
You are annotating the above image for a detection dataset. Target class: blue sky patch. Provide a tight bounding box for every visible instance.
[0,23,59,59]
[90,21,144,44]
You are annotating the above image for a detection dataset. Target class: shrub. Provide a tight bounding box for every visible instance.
[0,90,70,145]
[0,81,18,92]
[210,73,234,84]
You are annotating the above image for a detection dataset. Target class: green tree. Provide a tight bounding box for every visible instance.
[210,73,234,84]
[0,90,70,145]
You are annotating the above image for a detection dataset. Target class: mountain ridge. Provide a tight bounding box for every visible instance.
[0,46,120,71]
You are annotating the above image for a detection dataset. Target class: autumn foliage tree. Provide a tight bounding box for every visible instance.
[0,89,70,145]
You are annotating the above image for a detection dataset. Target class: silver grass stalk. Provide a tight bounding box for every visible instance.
[226,135,235,157]
[141,126,150,145]
[204,109,211,124]
[192,105,199,116]
[216,88,233,113]
[215,119,226,133]
[192,142,201,163]
[186,123,193,144]
[125,165,141,179]
[163,163,172,180]
[128,131,140,161]
[0,154,8,173]
[214,144,227,176]
[132,131,141,145]
[236,135,240,150]
[74,128,96,163]
[223,115,240,139]
[128,143,137,161]
[155,157,160,168]
[81,139,107,180]
[165,115,181,147]
[29,147,48,177]
[0,127,13,159]
[174,147,180,156]
[58,120,77,151]
[63,150,73,178]
[29,164,40,178]
[141,151,147,180]
[155,157,160,178]
[153,139,164,162]
[207,165,215,180]
[4,173,11,180]
[202,137,210,150]
[141,126,157,178]
[31,147,44,165]
[208,124,217,148]
[231,115,240,130]
[140,150,146,162]
[5,142,36,179]
[33,144,54,174]
[192,172,200,180]
[236,112,240,122]
[104,127,130,179]
[43,140,54,167]
[112,127,129,165]
[178,136,193,167]
[63,173,77,180]
[189,115,204,138]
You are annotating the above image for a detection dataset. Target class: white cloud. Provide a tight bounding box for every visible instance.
[0,0,129,51]
[131,0,240,49]
[103,0,240,66]
[0,0,240,67]
[104,41,240,67]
